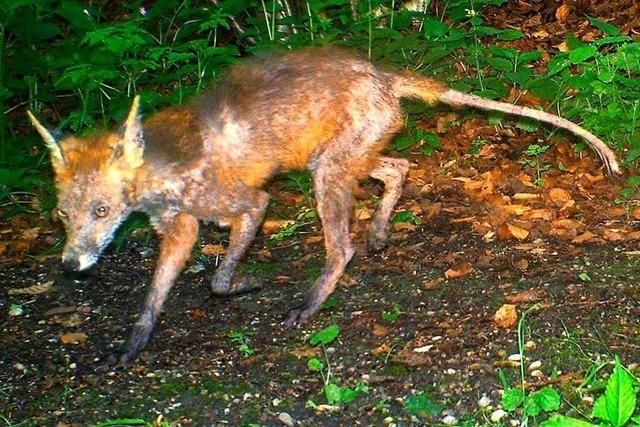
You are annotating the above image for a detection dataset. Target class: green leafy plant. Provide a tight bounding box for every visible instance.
[519,144,550,186]
[228,330,254,358]
[306,323,368,406]
[382,304,402,323]
[541,359,638,427]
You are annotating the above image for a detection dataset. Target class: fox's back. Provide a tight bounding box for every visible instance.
[143,47,403,188]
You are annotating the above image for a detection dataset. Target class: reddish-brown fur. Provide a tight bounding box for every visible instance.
[28,46,619,368]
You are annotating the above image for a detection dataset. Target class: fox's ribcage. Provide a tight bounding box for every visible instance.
[210,190,269,295]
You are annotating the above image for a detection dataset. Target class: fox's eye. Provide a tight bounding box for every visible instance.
[95,206,109,217]
[57,208,68,219]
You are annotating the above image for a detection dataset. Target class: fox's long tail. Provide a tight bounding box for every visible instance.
[394,75,620,176]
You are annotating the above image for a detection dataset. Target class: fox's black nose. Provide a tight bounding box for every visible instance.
[62,258,81,273]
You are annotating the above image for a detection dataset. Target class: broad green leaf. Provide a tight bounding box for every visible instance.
[516,118,539,132]
[309,324,340,346]
[488,57,513,72]
[307,358,324,372]
[604,360,636,427]
[524,397,543,416]
[540,415,597,427]
[96,419,147,427]
[531,387,561,412]
[404,395,443,417]
[589,17,620,36]
[519,50,544,63]
[592,395,608,421]
[578,272,592,282]
[423,17,448,39]
[324,383,341,405]
[497,29,523,41]
[393,134,414,151]
[502,388,525,411]
[569,46,598,63]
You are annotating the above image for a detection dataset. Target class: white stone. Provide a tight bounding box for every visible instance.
[528,360,542,371]
[278,412,294,427]
[441,415,458,425]
[478,395,491,408]
[491,409,507,423]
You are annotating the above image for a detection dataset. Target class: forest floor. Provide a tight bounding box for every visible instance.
[2,1,640,426]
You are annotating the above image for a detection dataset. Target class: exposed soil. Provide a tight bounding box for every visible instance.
[2,2,640,426]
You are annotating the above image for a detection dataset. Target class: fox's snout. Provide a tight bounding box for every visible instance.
[61,257,81,273]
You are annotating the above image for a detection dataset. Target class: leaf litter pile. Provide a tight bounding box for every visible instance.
[3,4,640,427]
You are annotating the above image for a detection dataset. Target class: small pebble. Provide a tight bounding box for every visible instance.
[272,398,282,407]
[509,419,520,426]
[528,360,542,371]
[478,395,491,408]
[582,395,594,405]
[383,416,394,425]
[441,415,458,425]
[491,409,506,423]
[524,341,536,350]
[278,412,294,427]
[530,369,544,378]
[508,354,522,362]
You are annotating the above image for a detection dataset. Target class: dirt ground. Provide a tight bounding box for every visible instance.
[2,1,640,426]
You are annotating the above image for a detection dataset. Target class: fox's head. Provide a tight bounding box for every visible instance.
[28,96,145,272]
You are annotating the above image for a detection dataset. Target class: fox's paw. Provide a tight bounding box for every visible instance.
[211,275,263,296]
[366,230,388,253]
[98,352,133,372]
[283,303,318,329]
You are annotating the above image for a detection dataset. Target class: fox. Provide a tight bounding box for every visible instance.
[28,46,620,369]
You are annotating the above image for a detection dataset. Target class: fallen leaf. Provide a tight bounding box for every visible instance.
[514,259,528,270]
[445,262,473,279]
[423,277,444,290]
[371,343,391,356]
[290,345,320,358]
[494,304,518,329]
[201,244,225,256]
[372,323,389,337]
[261,219,292,235]
[513,193,539,201]
[507,223,529,240]
[572,231,596,244]
[505,289,541,303]
[44,306,77,317]
[602,229,623,241]
[633,206,640,221]
[60,332,87,345]
[549,188,572,205]
[8,281,53,296]
[555,3,570,23]
[355,207,373,220]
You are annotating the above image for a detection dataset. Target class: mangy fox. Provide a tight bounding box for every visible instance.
[28,47,620,368]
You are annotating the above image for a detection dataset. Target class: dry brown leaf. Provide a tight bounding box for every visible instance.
[261,219,292,235]
[60,332,87,345]
[533,29,550,39]
[549,188,572,204]
[371,343,391,356]
[505,289,541,303]
[304,235,323,244]
[44,306,78,317]
[504,204,531,215]
[633,206,640,221]
[494,304,518,329]
[602,229,623,241]
[423,277,444,290]
[572,231,596,244]
[514,259,528,270]
[372,323,389,337]
[8,281,53,296]
[445,262,473,279]
[555,4,570,23]
[507,223,530,240]
[393,222,416,232]
[201,244,225,256]
[290,345,321,358]
[355,206,373,220]
[513,193,539,201]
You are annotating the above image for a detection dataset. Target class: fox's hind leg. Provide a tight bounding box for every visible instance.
[210,190,269,296]
[367,157,410,251]
[284,160,356,328]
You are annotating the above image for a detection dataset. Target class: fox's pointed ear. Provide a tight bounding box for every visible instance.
[27,111,66,169]
[114,95,144,169]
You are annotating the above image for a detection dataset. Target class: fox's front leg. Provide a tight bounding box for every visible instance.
[104,212,198,369]
[210,191,269,295]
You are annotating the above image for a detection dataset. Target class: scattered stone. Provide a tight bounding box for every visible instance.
[383,417,394,425]
[272,398,281,407]
[491,409,507,423]
[524,341,536,350]
[528,360,542,371]
[494,304,518,329]
[478,395,491,408]
[278,412,294,427]
[441,414,458,425]
[530,370,544,378]
[508,354,522,362]
[413,344,434,353]
[60,332,87,345]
